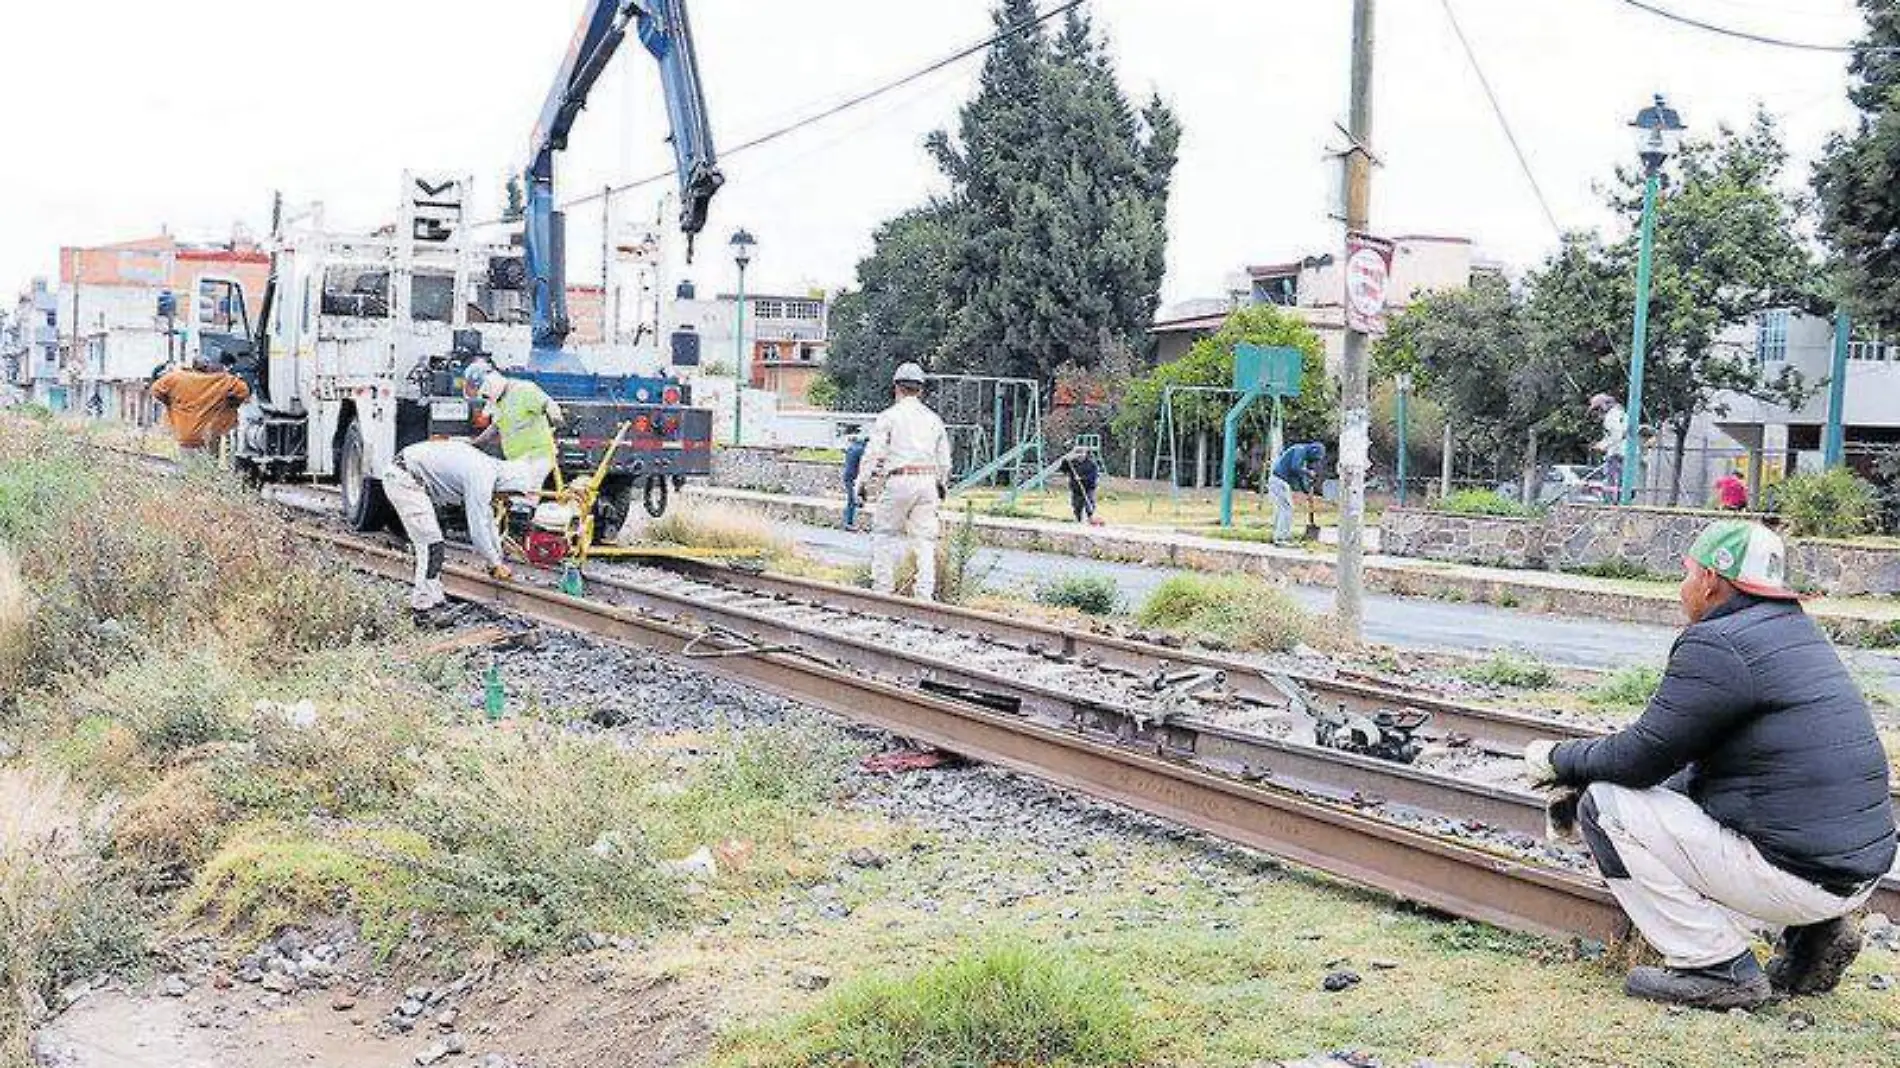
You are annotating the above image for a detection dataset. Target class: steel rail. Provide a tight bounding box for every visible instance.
[304,527,1632,944]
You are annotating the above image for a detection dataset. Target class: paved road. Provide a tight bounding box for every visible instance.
[785,519,1900,688]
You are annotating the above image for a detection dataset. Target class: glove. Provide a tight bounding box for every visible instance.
[936,481,948,502]
[1545,786,1583,843]
[1522,739,1559,787]
[487,563,515,583]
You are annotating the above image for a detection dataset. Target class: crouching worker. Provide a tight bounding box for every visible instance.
[380,440,551,612]
[1525,519,1896,1010]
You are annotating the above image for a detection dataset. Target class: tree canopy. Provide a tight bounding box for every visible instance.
[826,1,1179,404]
[1814,0,1900,329]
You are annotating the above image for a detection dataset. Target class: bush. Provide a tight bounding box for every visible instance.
[1458,652,1556,690]
[1036,574,1120,616]
[1137,574,1318,652]
[746,941,1147,1068]
[1434,489,1534,518]
[1772,468,1879,539]
[1585,666,1664,710]
[643,499,792,556]
[1567,557,1664,582]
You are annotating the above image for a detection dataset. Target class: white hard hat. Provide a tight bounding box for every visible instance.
[892,362,927,386]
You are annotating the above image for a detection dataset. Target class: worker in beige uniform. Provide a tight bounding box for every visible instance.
[856,362,952,601]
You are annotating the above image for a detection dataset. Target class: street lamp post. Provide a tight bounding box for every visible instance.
[729,228,756,446]
[1620,94,1685,506]
[1394,373,1411,507]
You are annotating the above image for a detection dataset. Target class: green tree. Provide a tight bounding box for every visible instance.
[825,206,958,410]
[804,372,841,411]
[502,174,525,224]
[1814,0,1900,328]
[828,1,1179,393]
[1112,305,1335,481]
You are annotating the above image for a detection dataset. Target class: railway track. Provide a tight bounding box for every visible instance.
[101,452,1900,940]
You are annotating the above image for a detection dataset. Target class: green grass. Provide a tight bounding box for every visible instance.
[1036,574,1121,616]
[1434,489,1535,518]
[1458,652,1557,690]
[1584,666,1664,711]
[728,941,1147,1068]
[1136,573,1323,652]
[1565,557,1668,582]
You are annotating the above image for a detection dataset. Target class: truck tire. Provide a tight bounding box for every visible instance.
[594,476,638,542]
[338,421,394,533]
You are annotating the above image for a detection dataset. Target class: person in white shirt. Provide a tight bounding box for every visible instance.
[1591,393,1629,489]
[380,440,551,612]
[855,362,952,600]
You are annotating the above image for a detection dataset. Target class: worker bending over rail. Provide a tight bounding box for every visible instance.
[1525,519,1896,1011]
[856,362,951,601]
[465,361,565,465]
[381,440,550,612]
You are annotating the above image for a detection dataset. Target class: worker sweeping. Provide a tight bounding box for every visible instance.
[151,355,250,456]
[380,439,551,613]
[1059,444,1102,525]
[856,362,951,601]
[465,361,565,468]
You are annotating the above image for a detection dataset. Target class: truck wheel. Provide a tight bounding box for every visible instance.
[338,421,394,533]
[594,477,638,542]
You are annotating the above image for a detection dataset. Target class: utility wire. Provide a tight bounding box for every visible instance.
[1438,0,1564,237]
[560,0,1089,213]
[1607,0,1893,54]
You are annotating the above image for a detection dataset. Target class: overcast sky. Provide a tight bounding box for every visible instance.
[0,0,1870,309]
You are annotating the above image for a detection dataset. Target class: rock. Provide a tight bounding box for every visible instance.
[1500,1052,1537,1068]
[1869,974,1893,992]
[1321,970,1361,993]
[481,1056,517,1068]
[258,993,285,1011]
[663,846,718,881]
[845,847,887,870]
[399,999,426,1018]
[791,965,833,991]
[259,973,296,995]
[160,976,189,998]
[1786,1010,1815,1032]
[331,995,357,1012]
[1368,959,1399,971]
[237,966,264,985]
[406,985,433,1003]
[437,1008,459,1029]
[415,1039,456,1066]
[275,929,307,956]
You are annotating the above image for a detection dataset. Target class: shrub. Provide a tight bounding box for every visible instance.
[1772,468,1879,539]
[1567,557,1664,582]
[746,941,1147,1068]
[1036,574,1120,616]
[1434,489,1534,518]
[1137,574,1317,652]
[644,499,792,556]
[1458,652,1556,690]
[1585,666,1664,710]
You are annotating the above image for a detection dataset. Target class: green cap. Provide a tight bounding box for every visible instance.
[1685,519,1800,600]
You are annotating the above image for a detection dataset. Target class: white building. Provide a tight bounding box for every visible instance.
[5,279,64,409]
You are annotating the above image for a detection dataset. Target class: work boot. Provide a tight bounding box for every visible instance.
[1767,917,1863,996]
[1625,951,1769,1011]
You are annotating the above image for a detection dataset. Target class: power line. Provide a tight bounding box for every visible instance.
[1607,0,1893,54]
[561,0,1089,213]
[1438,0,1564,237]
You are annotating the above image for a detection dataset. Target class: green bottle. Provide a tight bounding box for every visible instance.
[559,562,584,597]
[483,662,505,722]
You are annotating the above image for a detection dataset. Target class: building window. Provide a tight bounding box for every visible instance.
[1850,335,1899,363]
[798,344,815,363]
[1755,309,1789,364]
[785,299,824,321]
[1252,275,1297,307]
[752,298,785,320]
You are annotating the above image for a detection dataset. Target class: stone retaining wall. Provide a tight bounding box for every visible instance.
[711,446,843,499]
[1383,503,1900,597]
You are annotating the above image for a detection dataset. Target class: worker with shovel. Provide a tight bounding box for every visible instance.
[1268,442,1326,544]
[1059,445,1102,525]
[380,440,551,614]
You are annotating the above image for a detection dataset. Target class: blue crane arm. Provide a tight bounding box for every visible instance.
[524,0,723,364]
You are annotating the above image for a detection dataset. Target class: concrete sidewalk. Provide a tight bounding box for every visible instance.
[691,486,1900,639]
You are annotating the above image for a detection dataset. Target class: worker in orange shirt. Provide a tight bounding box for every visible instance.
[151,356,250,455]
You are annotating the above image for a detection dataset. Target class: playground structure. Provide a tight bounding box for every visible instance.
[1150,345,1306,526]
[935,374,1046,492]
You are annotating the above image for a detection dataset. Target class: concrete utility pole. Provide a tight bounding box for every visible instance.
[1336,0,1376,640]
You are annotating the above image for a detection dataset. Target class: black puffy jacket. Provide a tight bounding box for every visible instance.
[1552,594,1897,887]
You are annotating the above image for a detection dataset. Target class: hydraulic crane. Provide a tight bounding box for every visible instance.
[524,0,724,371]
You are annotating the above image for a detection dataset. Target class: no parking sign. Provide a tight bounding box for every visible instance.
[1345,232,1394,336]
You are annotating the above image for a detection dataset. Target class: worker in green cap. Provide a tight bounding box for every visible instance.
[1522,519,1895,1011]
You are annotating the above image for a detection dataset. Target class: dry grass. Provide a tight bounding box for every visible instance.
[1136,573,1333,653]
[0,545,27,693]
[644,499,794,557]
[109,766,230,891]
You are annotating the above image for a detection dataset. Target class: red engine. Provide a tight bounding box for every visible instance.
[524,530,570,567]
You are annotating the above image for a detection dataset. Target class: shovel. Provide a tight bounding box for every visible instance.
[1304,499,1321,543]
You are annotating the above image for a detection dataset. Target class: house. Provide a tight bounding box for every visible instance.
[1152,235,1498,372]
[5,279,63,409]
[59,234,270,423]
[671,288,831,408]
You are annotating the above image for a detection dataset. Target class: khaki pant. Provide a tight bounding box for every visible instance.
[873,473,940,601]
[382,465,446,610]
[1581,784,1878,968]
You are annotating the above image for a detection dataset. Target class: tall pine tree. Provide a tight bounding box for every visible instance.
[1814,0,1900,327]
[827,1,1179,399]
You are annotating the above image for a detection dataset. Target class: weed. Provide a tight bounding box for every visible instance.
[1137,574,1318,653]
[644,499,792,557]
[1036,574,1121,616]
[1585,666,1664,710]
[1458,653,1556,691]
[1772,468,1879,539]
[1434,490,1535,518]
[1566,557,1663,582]
[736,940,1147,1068]
[110,766,230,891]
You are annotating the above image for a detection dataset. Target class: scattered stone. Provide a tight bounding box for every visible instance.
[845,847,887,870]
[663,846,719,881]
[1869,974,1893,992]
[1786,1010,1815,1032]
[331,995,357,1012]
[415,1039,457,1066]
[159,976,189,998]
[1321,970,1361,993]
[1368,959,1400,971]
[259,973,296,995]
[481,1055,518,1068]
[399,999,426,1018]
[437,1008,459,1030]
[211,972,233,991]
[406,985,433,1003]
[791,965,833,991]
[237,965,264,985]
[275,929,307,956]
[1500,1052,1537,1068]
